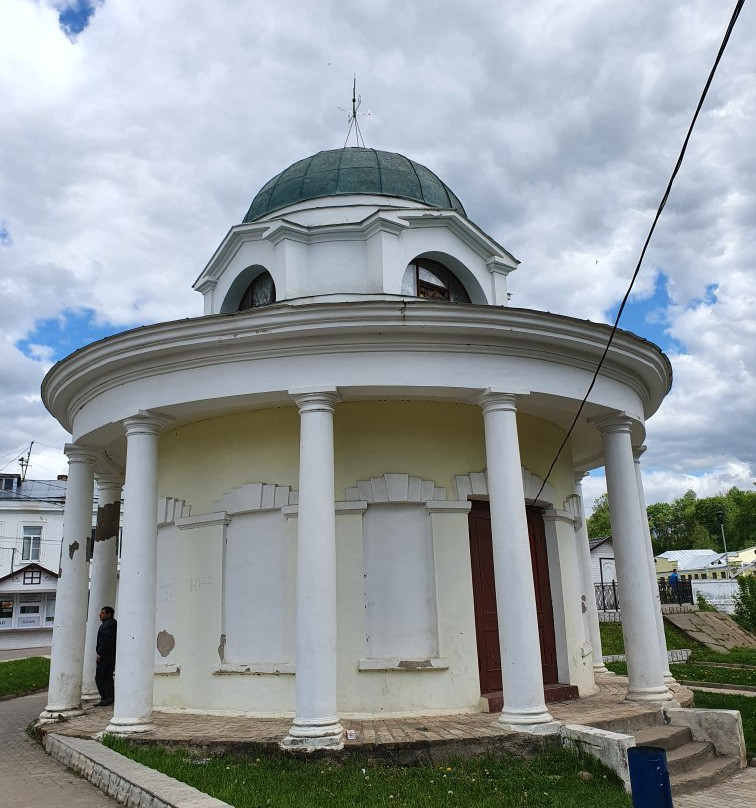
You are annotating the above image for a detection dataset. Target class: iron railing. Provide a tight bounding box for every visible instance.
[594,578,694,611]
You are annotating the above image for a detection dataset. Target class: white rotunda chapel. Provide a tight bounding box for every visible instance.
[41,148,674,748]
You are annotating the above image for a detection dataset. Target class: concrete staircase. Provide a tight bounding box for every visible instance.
[633,723,742,796]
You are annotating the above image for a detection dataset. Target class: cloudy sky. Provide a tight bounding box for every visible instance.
[0,0,754,511]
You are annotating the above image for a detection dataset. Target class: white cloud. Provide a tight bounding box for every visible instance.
[0,0,754,498]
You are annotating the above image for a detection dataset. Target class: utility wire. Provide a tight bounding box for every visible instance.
[532,0,746,507]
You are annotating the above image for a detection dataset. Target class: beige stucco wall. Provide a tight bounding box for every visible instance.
[158,401,575,509]
[154,400,581,716]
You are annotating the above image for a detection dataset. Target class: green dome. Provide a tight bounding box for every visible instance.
[243,147,466,223]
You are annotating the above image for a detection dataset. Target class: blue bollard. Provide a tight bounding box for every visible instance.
[628,746,674,808]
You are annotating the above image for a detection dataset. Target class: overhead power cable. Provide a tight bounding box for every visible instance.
[532,0,746,506]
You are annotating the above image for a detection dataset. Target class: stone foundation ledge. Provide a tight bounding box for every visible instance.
[43,733,231,808]
[603,649,691,663]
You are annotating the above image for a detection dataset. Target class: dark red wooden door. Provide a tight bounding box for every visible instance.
[526,508,559,685]
[468,500,502,693]
[467,501,558,694]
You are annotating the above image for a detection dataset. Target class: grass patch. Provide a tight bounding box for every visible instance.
[598,622,625,656]
[692,689,756,759]
[668,663,756,688]
[0,657,50,698]
[102,738,633,808]
[599,621,756,668]
[604,659,755,688]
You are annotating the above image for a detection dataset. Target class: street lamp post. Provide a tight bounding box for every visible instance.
[716,510,730,579]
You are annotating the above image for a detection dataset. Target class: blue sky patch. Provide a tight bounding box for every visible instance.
[0,224,11,246]
[607,272,683,354]
[58,1,101,39]
[17,307,129,362]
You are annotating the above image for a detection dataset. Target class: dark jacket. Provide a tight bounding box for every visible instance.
[96,616,117,660]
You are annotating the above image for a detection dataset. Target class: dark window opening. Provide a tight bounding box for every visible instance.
[238,271,275,310]
[407,258,470,303]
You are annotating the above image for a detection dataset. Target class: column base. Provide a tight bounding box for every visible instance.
[500,718,562,735]
[593,662,611,675]
[39,705,84,722]
[81,691,100,702]
[106,716,155,734]
[281,717,344,751]
[499,706,558,731]
[625,685,676,703]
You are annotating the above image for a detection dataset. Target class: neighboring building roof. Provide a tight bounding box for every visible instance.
[0,562,58,585]
[243,147,466,222]
[589,537,612,551]
[658,549,716,568]
[0,477,67,505]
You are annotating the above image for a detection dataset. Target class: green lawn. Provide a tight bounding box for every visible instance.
[599,620,756,668]
[103,739,633,808]
[691,690,756,759]
[0,657,50,698]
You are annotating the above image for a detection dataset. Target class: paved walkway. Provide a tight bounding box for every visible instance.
[0,693,115,807]
[2,682,754,807]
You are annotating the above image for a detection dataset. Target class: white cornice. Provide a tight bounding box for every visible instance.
[41,301,672,436]
[398,211,519,267]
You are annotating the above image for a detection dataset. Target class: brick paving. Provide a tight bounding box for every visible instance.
[47,674,693,751]
[0,692,116,807]
[3,676,754,806]
[674,766,756,808]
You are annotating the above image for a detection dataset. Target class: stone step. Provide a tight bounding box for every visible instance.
[633,724,692,751]
[665,740,715,775]
[670,755,742,796]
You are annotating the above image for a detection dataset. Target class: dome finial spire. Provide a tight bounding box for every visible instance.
[338,75,371,148]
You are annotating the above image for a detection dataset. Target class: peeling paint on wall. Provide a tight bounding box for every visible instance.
[68,540,80,560]
[156,630,176,658]
[95,501,121,542]
[218,633,226,662]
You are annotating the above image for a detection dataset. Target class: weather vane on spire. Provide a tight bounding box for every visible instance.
[338,76,371,148]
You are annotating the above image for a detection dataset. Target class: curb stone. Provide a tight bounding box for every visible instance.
[44,733,233,808]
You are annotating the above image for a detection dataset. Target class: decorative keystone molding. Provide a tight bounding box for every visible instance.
[157,496,191,527]
[454,468,556,505]
[213,483,297,515]
[344,473,446,504]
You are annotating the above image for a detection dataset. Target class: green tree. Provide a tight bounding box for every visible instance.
[733,575,756,634]
[587,493,611,538]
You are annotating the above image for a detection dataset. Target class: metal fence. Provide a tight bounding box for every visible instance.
[658,578,694,606]
[594,579,694,611]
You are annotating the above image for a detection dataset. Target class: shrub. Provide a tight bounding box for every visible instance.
[696,592,717,612]
[733,574,756,634]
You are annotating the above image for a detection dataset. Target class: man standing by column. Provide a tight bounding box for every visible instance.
[96,606,117,707]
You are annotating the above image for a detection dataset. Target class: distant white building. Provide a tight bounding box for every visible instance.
[589,537,616,585]
[0,474,66,649]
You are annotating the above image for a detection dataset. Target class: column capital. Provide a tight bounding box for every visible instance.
[476,388,527,414]
[289,387,340,414]
[63,443,100,466]
[95,473,125,491]
[633,444,648,461]
[573,471,589,487]
[541,508,576,526]
[589,412,636,435]
[123,410,172,438]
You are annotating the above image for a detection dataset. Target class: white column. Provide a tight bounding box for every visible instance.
[634,446,674,683]
[282,389,344,750]
[596,415,672,702]
[479,390,558,732]
[573,475,609,675]
[82,474,123,700]
[41,444,98,720]
[107,412,168,734]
